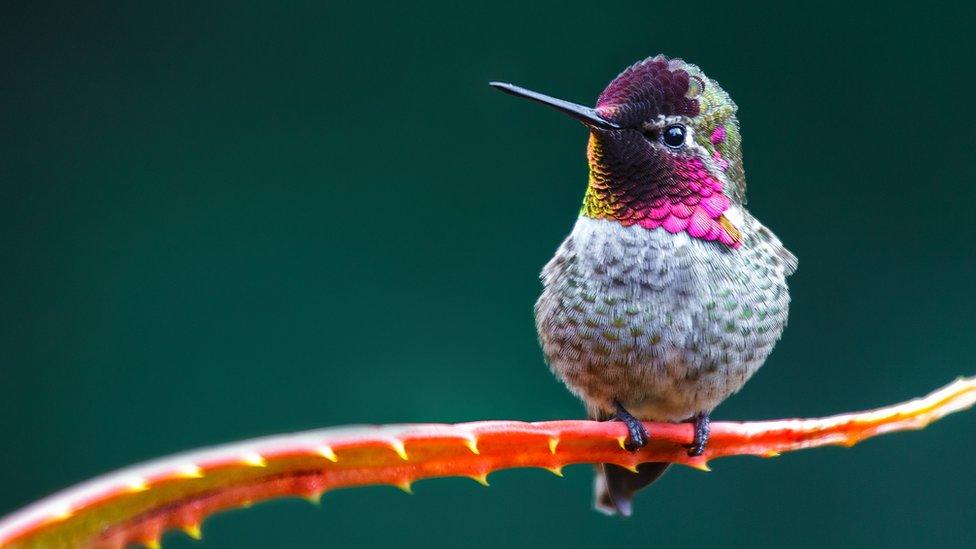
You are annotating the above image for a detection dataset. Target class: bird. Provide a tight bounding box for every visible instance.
[490,55,797,516]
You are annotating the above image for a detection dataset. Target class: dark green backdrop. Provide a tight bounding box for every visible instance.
[3,1,975,547]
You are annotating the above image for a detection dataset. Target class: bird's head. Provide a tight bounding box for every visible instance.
[492,55,744,247]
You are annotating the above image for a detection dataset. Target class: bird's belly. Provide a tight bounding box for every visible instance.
[538,292,773,421]
[535,219,791,421]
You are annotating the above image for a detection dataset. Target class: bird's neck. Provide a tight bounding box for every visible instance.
[580,133,742,248]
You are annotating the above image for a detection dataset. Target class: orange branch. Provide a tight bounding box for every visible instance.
[1,376,974,548]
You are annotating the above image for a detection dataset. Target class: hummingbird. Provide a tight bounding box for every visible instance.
[491,55,796,516]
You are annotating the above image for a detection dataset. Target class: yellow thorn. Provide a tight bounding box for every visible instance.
[182,523,203,540]
[143,538,161,549]
[546,466,564,477]
[548,437,559,454]
[621,463,639,474]
[241,499,254,508]
[389,439,409,461]
[395,481,414,494]
[469,473,490,487]
[176,463,204,479]
[688,460,712,472]
[316,445,338,462]
[125,476,149,492]
[616,436,628,451]
[764,450,781,458]
[462,437,480,455]
[241,451,267,467]
[304,491,324,506]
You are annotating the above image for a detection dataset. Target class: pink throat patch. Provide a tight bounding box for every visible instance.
[710,125,726,144]
[632,157,739,248]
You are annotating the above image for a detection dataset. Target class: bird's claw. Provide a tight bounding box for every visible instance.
[612,399,648,452]
[683,413,711,457]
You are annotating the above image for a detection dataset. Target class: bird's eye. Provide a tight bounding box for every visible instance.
[662,124,686,148]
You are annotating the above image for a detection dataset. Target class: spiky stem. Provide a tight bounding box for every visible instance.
[1,376,974,548]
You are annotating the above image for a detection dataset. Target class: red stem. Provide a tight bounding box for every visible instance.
[1,376,973,548]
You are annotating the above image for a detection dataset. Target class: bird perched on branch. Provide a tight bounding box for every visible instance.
[491,55,797,516]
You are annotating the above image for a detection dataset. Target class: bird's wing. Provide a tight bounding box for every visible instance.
[755,222,798,277]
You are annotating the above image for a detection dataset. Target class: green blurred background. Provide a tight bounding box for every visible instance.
[3,1,975,547]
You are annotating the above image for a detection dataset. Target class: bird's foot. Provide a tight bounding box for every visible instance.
[684,413,711,457]
[612,399,648,452]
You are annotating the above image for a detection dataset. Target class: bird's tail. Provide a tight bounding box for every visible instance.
[593,462,670,516]
[588,408,670,516]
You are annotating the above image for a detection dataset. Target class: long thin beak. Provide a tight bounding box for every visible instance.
[489,82,620,130]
